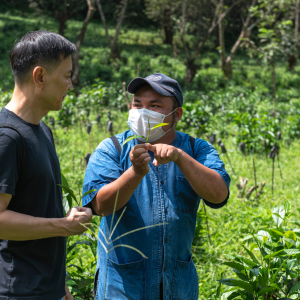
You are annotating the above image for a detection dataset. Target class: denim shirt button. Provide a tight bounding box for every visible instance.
[164,238,168,243]
[164,267,166,272]
[161,180,164,185]
[164,208,167,214]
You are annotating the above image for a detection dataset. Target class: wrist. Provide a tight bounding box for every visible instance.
[51,217,69,237]
[174,148,184,165]
[131,165,148,177]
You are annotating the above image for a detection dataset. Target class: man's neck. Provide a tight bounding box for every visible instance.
[5,85,47,125]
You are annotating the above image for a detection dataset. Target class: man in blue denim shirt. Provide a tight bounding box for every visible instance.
[82,73,230,300]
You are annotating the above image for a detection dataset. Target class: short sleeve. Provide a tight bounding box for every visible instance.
[194,139,231,209]
[82,138,123,215]
[0,131,22,195]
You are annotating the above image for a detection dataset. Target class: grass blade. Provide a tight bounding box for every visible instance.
[58,184,78,204]
[109,206,127,241]
[109,187,120,239]
[108,244,148,259]
[111,223,166,243]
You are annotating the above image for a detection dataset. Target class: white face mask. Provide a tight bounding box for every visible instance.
[128,108,176,143]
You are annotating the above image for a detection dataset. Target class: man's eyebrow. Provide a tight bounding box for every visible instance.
[133,98,163,103]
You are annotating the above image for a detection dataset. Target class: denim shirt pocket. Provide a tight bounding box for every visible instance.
[174,176,199,214]
[172,256,198,300]
[104,258,145,300]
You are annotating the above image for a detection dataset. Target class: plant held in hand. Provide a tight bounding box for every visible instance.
[122,118,169,147]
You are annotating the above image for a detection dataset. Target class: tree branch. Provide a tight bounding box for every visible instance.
[95,0,112,48]
[112,0,128,49]
[180,0,191,62]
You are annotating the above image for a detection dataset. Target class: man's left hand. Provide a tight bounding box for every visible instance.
[64,282,74,300]
[148,144,181,167]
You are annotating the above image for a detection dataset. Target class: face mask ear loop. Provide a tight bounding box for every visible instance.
[164,107,178,119]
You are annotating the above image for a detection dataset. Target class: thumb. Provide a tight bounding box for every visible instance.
[148,143,156,153]
[153,158,159,167]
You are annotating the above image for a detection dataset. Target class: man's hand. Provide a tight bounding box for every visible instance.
[130,144,151,176]
[64,206,93,236]
[148,144,181,167]
[64,282,74,300]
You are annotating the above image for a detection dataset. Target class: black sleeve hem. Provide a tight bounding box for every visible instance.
[83,198,98,216]
[202,189,230,209]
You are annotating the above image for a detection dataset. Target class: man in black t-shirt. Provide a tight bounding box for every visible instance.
[0,31,93,300]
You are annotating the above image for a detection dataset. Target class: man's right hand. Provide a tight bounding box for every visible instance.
[130,143,151,176]
[64,206,93,236]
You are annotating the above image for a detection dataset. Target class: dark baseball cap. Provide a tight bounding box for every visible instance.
[127,73,183,107]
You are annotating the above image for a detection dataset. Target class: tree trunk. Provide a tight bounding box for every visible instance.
[288,0,299,72]
[72,0,96,87]
[287,54,297,72]
[222,61,232,79]
[163,25,173,45]
[185,60,198,84]
[162,9,173,45]
[58,19,66,36]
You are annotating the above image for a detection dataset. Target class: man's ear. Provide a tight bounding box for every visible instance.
[32,66,45,88]
[175,107,183,122]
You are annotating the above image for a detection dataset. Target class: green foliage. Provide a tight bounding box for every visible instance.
[218,201,300,299]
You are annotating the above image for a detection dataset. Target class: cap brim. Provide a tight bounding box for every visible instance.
[127,77,174,97]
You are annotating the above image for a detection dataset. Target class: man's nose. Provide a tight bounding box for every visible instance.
[68,78,73,90]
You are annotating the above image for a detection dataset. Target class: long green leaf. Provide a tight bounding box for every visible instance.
[242,245,260,265]
[150,123,169,130]
[265,249,300,259]
[218,279,253,294]
[122,135,145,147]
[109,205,126,241]
[82,189,97,199]
[222,261,248,272]
[257,286,275,296]
[58,184,78,204]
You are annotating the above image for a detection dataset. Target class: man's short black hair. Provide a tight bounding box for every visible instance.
[10,30,76,83]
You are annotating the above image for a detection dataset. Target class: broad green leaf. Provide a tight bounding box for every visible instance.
[272,206,285,227]
[249,268,260,277]
[76,278,94,289]
[265,249,300,259]
[232,269,248,281]
[222,261,247,272]
[122,135,145,147]
[269,229,284,237]
[242,245,260,265]
[60,173,73,209]
[258,286,275,296]
[235,255,259,268]
[289,281,300,296]
[151,123,169,130]
[285,231,297,241]
[58,184,78,204]
[61,172,69,187]
[218,279,253,294]
[82,189,97,199]
[66,280,77,286]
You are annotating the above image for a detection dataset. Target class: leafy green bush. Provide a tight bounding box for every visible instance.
[218,201,300,300]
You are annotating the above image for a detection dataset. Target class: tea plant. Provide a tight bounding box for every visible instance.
[217,201,300,299]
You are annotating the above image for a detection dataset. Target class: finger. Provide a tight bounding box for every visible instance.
[140,156,151,165]
[166,148,174,159]
[148,144,156,153]
[153,158,159,167]
[133,144,149,151]
[160,147,168,159]
[133,148,147,158]
[135,153,150,163]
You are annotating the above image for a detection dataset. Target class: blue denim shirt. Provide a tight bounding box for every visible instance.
[82,130,230,300]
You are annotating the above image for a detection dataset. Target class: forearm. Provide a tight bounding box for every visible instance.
[175,150,228,203]
[0,210,68,240]
[93,166,144,216]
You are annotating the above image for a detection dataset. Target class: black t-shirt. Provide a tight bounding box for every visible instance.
[0,108,66,300]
